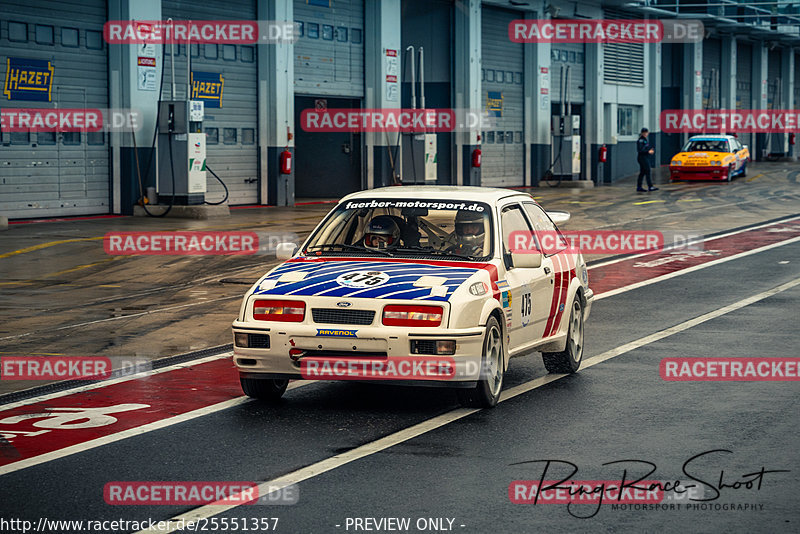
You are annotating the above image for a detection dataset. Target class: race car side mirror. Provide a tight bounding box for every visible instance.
[546,211,571,225]
[510,251,543,269]
[275,242,298,260]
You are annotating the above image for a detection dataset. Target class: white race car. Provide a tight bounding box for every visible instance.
[232,186,593,407]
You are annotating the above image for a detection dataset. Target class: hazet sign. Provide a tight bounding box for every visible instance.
[191,71,224,108]
[4,58,54,102]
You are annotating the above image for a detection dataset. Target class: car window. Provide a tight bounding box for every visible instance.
[501,204,533,257]
[522,202,568,255]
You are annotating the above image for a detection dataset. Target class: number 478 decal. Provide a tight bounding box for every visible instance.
[520,290,532,326]
[335,270,390,288]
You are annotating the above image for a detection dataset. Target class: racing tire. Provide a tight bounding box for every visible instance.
[726,165,734,182]
[739,163,747,178]
[457,316,504,408]
[541,297,584,374]
[240,376,289,402]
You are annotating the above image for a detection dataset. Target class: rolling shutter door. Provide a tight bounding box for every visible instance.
[162,0,259,205]
[702,38,721,108]
[480,7,524,187]
[551,44,585,104]
[736,42,753,150]
[795,53,799,111]
[294,0,364,97]
[0,0,109,219]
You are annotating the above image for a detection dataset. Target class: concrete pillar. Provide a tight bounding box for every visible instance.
[647,41,661,181]
[524,15,551,186]
[781,47,794,156]
[259,0,294,205]
[682,41,703,146]
[365,0,402,189]
[453,0,481,186]
[752,42,768,160]
[108,0,162,215]
[720,36,737,110]
[584,38,602,184]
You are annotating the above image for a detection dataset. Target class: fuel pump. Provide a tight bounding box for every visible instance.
[157,99,207,205]
[550,65,581,180]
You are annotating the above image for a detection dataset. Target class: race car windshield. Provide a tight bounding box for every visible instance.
[304,199,493,260]
[682,140,731,153]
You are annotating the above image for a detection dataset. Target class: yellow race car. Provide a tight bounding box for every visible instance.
[669,135,750,182]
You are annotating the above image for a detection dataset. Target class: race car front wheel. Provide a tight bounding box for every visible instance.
[542,297,584,374]
[241,376,289,402]
[726,165,734,182]
[457,316,504,408]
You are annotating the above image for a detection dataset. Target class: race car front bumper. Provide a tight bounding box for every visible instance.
[231,321,488,385]
[670,165,729,181]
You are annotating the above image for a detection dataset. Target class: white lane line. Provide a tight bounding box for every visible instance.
[0,352,234,411]
[594,236,800,301]
[136,276,800,534]
[0,381,311,476]
[587,214,800,270]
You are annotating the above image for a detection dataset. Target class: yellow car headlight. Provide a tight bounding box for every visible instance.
[710,160,721,165]
[671,160,682,166]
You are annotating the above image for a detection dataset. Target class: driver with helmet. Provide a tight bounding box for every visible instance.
[363,215,401,251]
[448,210,486,256]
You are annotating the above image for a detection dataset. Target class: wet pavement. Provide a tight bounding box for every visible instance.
[1,162,798,396]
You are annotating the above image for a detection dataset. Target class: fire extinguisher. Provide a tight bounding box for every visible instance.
[599,144,608,163]
[280,148,292,174]
[471,147,481,168]
[790,133,796,146]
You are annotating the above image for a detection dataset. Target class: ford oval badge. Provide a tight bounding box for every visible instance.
[336,301,352,308]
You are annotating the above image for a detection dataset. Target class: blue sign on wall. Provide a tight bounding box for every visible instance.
[4,58,54,102]
[487,91,503,117]
[191,71,224,108]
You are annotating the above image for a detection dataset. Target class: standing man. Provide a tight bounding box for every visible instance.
[636,127,658,192]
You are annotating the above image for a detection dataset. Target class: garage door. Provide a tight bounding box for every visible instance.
[795,52,799,113]
[162,0,259,205]
[736,42,753,151]
[481,7,524,187]
[703,38,721,108]
[294,0,364,97]
[551,43,585,104]
[0,0,109,219]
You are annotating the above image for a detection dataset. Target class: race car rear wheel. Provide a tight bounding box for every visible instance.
[541,297,584,374]
[457,316,504,408]
[241,376,289,402]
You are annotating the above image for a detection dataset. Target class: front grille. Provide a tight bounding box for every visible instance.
[411,340,437,355]
[311,308,375,325]
[248,333,271,348]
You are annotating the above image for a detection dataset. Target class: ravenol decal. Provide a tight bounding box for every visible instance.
[191,71,224,108]
[4,58,54,102]
[496,279,509,290]
[316,329,358,338]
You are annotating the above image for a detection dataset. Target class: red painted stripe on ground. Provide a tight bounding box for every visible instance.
[587,220,800,295]
[0,358,241,467]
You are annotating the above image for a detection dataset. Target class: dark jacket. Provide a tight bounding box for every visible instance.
[636,136,653,162]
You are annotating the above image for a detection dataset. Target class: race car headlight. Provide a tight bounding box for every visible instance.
[671,160,682,166]
[710,160,721,165]
[382,305,443,327]
[253,299,305,322]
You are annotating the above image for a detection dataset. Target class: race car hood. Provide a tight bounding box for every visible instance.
[672,151,733,164]
[252,258,492,302]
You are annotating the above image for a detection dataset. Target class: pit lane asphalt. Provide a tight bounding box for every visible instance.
[1,238,797,533]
